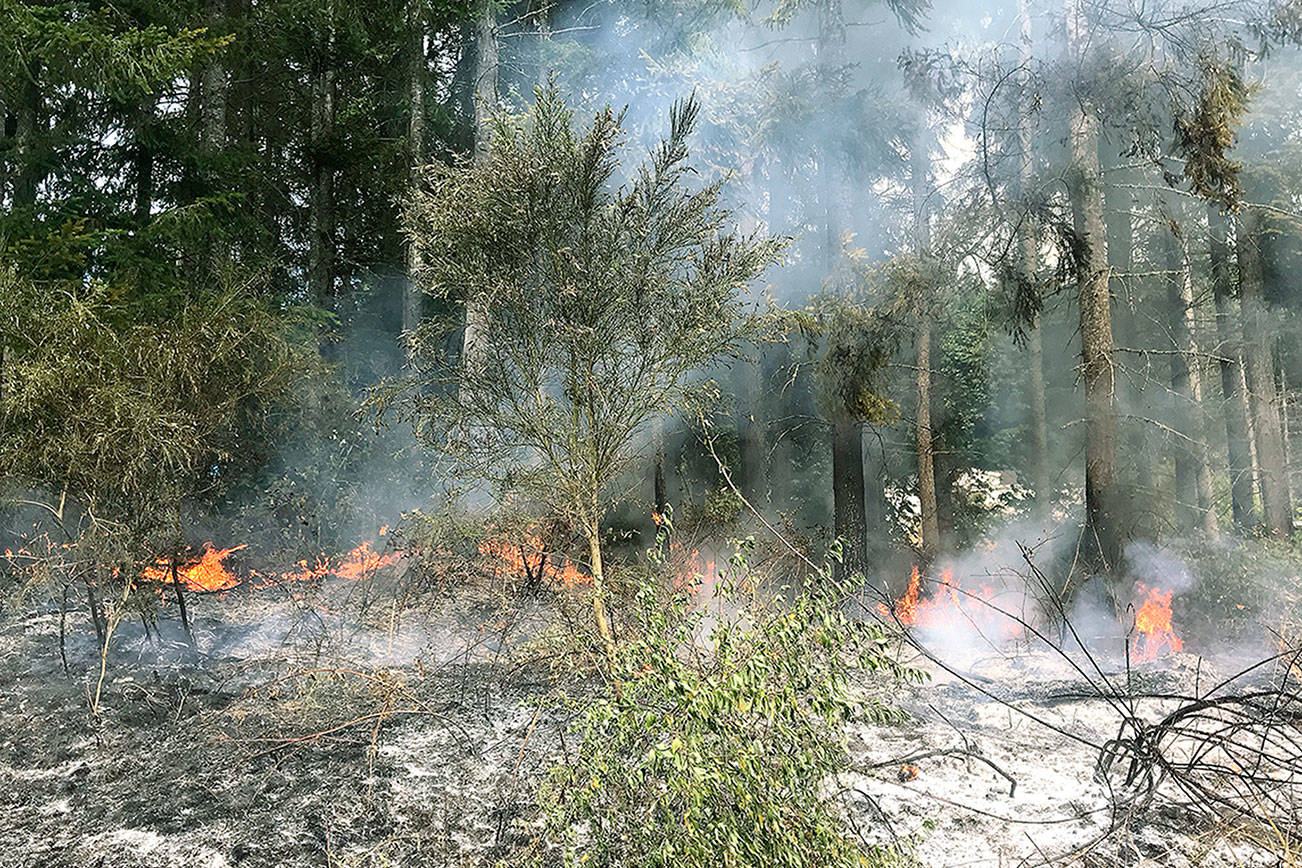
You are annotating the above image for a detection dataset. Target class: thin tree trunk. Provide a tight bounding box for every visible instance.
[818,0,865,576]
[1160,204,1218,535]
[1067,0,1125,572]
[863,427,888,556]
[534,0,551,87]
[402,0,427,342]
[831,415,868,576]
[916,317,940,562]
[134,96,156,221]
[1027,322,1051,504]
[170,556,198,653]
[1104,171,1151,517]
[13,70,41,207]
[1209,205,1256,528]
[585,526,615,660]
[84,578,105,649]
[462,3,498,371]
[1161,210,1196,529]
[1018,0,1051,509]
[912,128,939,562]
[737,356,767,503]
[200,0,227,155]
[653,416,668,516]
[1237,207,1293,537]
[308,5,337,306]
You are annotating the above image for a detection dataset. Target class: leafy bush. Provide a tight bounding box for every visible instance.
[533,523,918,867]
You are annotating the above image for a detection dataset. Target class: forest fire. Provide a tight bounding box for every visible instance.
[135,538,401,592]
[276,541,402,585]
[877,565,1020,640]
[479,531,590,588]
[1131,582,1183,661]
[141,543,245,592]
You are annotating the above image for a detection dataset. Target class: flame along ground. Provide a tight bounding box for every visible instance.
[477,529,590,588]
[877,566,1186,660]
[135,530,403,593]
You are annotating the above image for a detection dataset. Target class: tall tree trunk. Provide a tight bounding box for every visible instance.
[199,0,227,156]
[534,0,551,87]
[831,415,868,576]
[1160,204,1218,535]
[1018,0,1051,508]
[653,416,668,516]
[13,70,41,207]
[134,96,156,222]
[402,0,428,343]
[863,427,888,556]
[1104,171,1151,518]
[817,0,866,575]
[462,2,498,370]
[736,355,767,503]
[1237,207,1293,537]
[308,5,337,306]
[912,129,939,562]
[915,317,940,562]
[1067,0,1125,572]
[1209,205,1257,529]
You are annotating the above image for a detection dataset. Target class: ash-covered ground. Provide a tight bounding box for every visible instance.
[0,574,1295,867]
[0,577,566,868]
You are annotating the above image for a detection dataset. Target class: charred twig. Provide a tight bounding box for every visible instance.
[862,746,1017,797]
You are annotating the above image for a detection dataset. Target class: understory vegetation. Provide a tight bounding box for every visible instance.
[6,0,1302,866]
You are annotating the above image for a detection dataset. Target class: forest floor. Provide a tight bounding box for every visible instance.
[0,572,1290,867]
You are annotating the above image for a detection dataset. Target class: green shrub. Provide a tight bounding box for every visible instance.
[534,524,918,867]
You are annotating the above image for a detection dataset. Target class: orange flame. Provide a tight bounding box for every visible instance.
[275,540,400,585]
[877,565,1019,639]
[142,543,245,592]
[1132,582,1183,661]
[479,530,590,588]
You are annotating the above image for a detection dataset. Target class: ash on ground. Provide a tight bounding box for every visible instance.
[0,580,1293,867]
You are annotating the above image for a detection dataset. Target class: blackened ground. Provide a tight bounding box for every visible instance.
[0,579,565,868]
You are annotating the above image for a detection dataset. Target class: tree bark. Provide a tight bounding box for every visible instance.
[817,0,866,575]
[402,0,427,343]
[1237,207,1293,537]
[1209,205,1257,529]
[472,3,498,161]
[170,556,198,653]
[1067,0,1125,572]
[199,0,227,156]
[1027,322,1051,505]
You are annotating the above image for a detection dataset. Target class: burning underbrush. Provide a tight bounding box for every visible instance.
[1,516,1300,867]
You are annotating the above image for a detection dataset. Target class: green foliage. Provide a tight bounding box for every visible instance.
[533,525,917,867]
[0,266,317,553]
[0,1,228,97]
[390,87,784,538]
[1175,54,1252,208]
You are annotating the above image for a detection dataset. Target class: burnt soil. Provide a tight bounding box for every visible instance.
[0,580,565,868]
